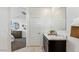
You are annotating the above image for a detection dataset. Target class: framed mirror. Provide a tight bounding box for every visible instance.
[14,22,20,30]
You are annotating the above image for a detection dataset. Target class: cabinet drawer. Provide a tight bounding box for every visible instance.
[48,40,66,52]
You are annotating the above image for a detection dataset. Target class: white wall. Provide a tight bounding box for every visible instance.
[66,7,79,52]
[51,7,66,31]
[10,7,26,19]
[0,8,11,51]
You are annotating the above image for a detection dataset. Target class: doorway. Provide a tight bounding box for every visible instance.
[10,7,27,51]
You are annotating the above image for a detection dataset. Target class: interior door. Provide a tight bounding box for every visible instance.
[29,17,43,47]
[29,8,52,47]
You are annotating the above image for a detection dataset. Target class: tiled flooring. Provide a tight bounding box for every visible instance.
[14,46,43,52]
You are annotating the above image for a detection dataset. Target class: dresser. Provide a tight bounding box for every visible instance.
[43,34,66,52]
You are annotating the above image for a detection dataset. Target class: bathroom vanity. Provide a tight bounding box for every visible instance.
[43,34,66,52]
[11,31,22,38]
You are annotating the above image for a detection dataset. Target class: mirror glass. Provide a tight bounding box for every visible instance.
[14,22,20,30]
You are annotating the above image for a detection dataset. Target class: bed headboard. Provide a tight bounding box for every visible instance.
[70,26,79,38]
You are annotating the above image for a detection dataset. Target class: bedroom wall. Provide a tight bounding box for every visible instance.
[66,7,79,52]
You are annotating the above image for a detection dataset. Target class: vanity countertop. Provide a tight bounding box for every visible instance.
[44,34,66,40]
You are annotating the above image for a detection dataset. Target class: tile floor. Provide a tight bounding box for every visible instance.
[14,46,43,52]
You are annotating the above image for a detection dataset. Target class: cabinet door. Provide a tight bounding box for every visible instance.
[48,40,66,52]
